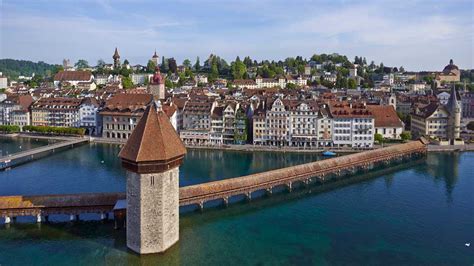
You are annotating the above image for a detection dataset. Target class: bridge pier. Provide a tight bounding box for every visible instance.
[4,216,11,224]
[100,212,107,220]
[198,201,204,211]
[303,178,310,186]
[222,197,229,207]
[69,214,75,221]
[287,182,292,192]
[266,187,273,196]
[245,192,252,201]
[36,214,42,223]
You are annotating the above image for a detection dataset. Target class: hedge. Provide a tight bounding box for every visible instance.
[0,125,21,133]
[23,125,86,136]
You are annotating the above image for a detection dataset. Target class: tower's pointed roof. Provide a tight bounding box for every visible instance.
[446,85,460,113]
[152,49,159,58]
[113,47,120,59]
[119,102,186,167]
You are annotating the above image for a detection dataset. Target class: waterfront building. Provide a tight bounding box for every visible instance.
[411,87,462,143]
[252,105,267,145]
[288,100,319,147]
[180,97,216,145]
[79,97,100,135]
[411,103,449,140]
[0,95,33,128]
[100,93,153,140]
[53,71,93,88]
[366,105,404,139]
[265,98,290,146]
[31,97,82,127]
[210,106,224,145]
[329,102,374,148]
[222,103,237,144]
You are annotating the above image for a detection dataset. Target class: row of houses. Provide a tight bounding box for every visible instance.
[0,95,101,135]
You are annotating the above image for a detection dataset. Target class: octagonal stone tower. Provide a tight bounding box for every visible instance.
[119,102,186,254]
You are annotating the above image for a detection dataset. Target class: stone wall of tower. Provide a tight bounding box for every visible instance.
[126,167,180,254]
[148,84,165,100]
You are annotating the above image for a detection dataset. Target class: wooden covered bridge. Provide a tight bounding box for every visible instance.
[0,140,427,223]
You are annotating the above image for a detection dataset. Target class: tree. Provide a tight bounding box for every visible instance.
[194,56,201,72]
[168,58,177,73]
[209,63,219,82]
[122,76,133,89]
[183,59,192,69]
[400,131,411,141]
[374,133,384,143]
[147,60,156,73]
[231,56,247,80]
[97,59,106,69]
[243,56,253,68]
[286,83,297,89]
[399,66,405,73]
[348,78,357,89]
[160,56,169,73]
[74,59,89,69]
[123,59,130,65]
[467,121,474,131]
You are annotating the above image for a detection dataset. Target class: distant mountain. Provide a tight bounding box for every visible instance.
[0,59,60,80]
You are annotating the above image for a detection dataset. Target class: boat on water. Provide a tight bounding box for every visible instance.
[322,151,337,156]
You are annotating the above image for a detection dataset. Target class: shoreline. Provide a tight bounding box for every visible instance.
[2,133,473,153]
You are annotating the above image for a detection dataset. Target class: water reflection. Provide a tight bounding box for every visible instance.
[424,152,461,201]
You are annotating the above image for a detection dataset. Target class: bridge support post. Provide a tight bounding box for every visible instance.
[198,201,204,211]
[36,214,42,223]
[304,178,310,186]
[44,215,49,222]
[287,182,292,192]
[69,214,75,221]
[223,197,229,207]
[4,216,11,224]
[245,192,252,201]
[100,212,107,220]
[266,187,273,196]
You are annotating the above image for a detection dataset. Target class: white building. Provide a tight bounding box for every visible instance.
[0,72,8,89]
[79,98,100,135]
[330,102,374,148]
[131,73,151,85]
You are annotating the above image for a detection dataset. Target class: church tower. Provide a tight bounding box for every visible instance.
[148,66,166,100]
[151,50,159,66]
[119,102,186,254]
[446,85,461,143]
[113,47,121,69]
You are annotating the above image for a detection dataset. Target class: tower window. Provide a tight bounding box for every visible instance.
[150,176,155,186]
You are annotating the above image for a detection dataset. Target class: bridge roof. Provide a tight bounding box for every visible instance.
[0,193,125,210]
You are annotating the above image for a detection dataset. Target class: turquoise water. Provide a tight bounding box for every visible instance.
[0,137,53,156]
[0,139,473,265]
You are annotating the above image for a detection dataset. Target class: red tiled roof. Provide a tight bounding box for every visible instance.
[366,105,403,128]
[53,71,93,81]
[119,103,186,163]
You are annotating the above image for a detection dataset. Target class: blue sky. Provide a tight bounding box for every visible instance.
[1,0,473,71]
